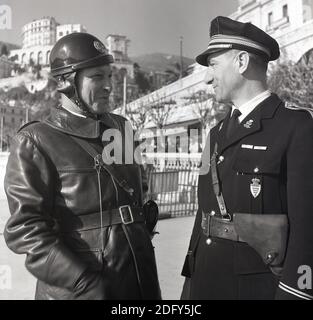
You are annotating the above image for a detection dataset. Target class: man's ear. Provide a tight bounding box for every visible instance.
[237,51,250,74]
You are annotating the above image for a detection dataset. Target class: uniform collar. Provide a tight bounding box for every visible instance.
[218,93,283,154]
[232,90,272,123]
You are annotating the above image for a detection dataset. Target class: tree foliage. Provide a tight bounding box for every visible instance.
[133,63,151,95]
[268,58,313,110]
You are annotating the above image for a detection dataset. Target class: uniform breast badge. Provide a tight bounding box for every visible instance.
[250,178,261,198]
[244,119,254,129]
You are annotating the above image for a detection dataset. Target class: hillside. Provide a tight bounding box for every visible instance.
[130,52,194,74]
[0,41,21,52]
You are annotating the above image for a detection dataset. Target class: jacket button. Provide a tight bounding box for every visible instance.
[254,167,259,173]
[218,156,224,163]
[210,210,216,216]
[206,238,212,245]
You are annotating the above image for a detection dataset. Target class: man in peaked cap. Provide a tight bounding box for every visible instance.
[181,16,313,300]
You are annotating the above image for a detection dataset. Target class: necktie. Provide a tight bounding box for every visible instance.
[226,108,241,138]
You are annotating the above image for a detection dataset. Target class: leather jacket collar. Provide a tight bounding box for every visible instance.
[44,98,119,139]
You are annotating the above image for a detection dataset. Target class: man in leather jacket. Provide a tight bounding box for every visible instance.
[3,32,161,300]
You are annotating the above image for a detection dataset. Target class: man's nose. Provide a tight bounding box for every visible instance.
[204,68,213,85]
[103,78,112,93]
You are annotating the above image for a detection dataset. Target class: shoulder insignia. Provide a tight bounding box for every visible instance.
[285,102,313,119]
[17,121,40,133]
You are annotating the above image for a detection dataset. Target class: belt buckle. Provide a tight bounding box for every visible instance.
[119,205,134,225]
[221,213,232,222]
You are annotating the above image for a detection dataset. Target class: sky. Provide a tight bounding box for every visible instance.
[0,0,238,58]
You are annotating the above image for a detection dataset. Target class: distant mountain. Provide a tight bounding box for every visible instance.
[130,53,194,74]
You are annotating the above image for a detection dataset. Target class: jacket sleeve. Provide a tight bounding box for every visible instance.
[4,132,88,290]
[275,115,313,300]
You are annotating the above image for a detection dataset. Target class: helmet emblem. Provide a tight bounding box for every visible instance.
[94,41,108,54]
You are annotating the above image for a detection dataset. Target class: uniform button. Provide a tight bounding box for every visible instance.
[254,167,259,173]
[218,156,224,163]
[224,228,229,233]
[210,210,216,216]
[206,238,212,245]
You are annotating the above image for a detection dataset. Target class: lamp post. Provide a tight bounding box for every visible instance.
[0,116,3,153]
[123,74,127,117]
[180,36,184,79]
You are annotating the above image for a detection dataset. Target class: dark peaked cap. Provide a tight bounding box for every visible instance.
[196,16,280,66]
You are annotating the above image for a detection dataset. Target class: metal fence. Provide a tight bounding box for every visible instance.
[145,153,201,217]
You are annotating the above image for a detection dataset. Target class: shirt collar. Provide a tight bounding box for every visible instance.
[232,90,271,123]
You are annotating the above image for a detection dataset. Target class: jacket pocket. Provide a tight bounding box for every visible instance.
[232,148,283,214]
[233,148,281,175]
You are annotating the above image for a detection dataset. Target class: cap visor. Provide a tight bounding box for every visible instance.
[196,47,230,66]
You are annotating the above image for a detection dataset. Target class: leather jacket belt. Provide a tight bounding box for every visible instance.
[58,206,145,233]
[201,212,245,242]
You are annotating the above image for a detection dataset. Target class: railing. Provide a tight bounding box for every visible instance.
[145,153,201,218]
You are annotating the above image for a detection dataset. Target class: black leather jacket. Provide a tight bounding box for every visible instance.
[4,106,161,300]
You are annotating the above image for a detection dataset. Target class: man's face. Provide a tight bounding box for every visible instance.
[76,64,112,115]
[205,50,240,103]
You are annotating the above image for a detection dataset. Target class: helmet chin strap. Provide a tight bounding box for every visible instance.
[60,72,100,120]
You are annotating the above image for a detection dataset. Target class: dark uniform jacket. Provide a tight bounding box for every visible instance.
[182,94,313,300]
[4,107,161,300]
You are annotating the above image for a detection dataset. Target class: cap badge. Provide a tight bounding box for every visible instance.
[250,178,261,198]
[94,41,108,54]
[244,119,254,129]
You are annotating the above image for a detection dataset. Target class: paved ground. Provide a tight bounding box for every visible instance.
[0,196,194,300]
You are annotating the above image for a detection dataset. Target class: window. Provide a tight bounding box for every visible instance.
[11,117,15,123]
[303,0,313,23]
[11,109,14,114]
[59,32,63,37]
[268,12,273,25]
[283,4,288,18]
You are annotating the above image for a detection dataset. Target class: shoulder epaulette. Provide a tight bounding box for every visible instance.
[17,121,40,133]
[285,103,313,119]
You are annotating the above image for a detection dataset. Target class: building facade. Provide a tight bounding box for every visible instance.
[106,34,134,77]
[0,56,15,78]
[56,24,87,42]
[9,17,86,66]
[22,17,57,49]
[0,101,29,133]
[230,0,313,61]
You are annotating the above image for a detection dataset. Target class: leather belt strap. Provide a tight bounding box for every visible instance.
[202,212,245,242]
[58,207,145,233]
[211,143,231,220]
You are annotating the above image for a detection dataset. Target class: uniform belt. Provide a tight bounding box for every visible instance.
[201,212,245,242]
[58,206,145,233]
